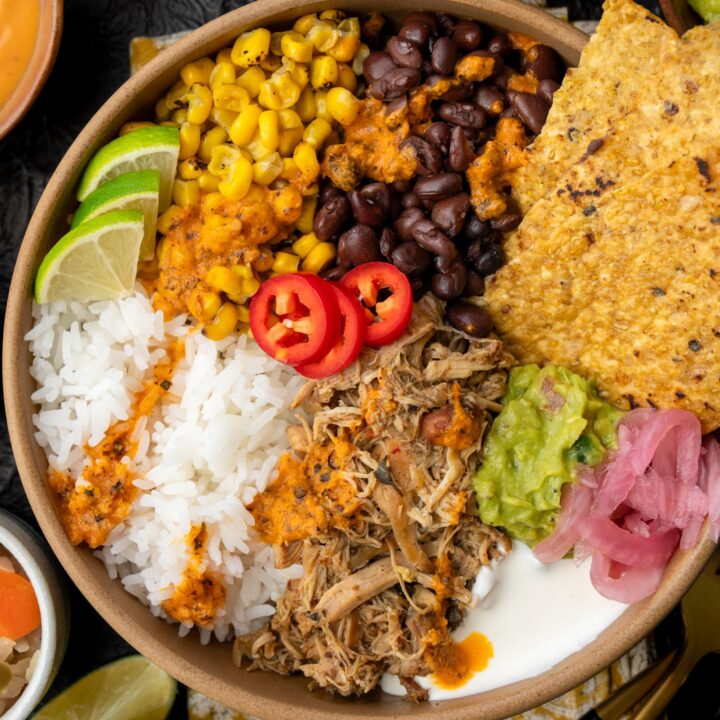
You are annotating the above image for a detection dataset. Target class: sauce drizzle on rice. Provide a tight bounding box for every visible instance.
[49,338,185,548]
[162,524,227,626]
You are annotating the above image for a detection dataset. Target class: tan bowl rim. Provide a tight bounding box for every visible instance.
[0,0,64,141]
[3,1,716,717]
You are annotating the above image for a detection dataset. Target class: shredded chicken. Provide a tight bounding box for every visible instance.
[236,295,513,698]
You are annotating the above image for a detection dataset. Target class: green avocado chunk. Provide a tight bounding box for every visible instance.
[473,364,623,546]
[689,0,720,22]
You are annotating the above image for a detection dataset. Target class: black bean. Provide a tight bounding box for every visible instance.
[384,95,408,123]
[538,78,561,105]
[499,105,518,120]
[414,173,463,201]
[434,255,454,273]
[474,85,505,115]
[438,102,486,129]
[442,83,474,102]
[394,207,426,242]
[436,13,458,35]
[472,243,505,276]
[512,92,550,134]
[410,277,426,301]
[338,225,381,266]
[402,11,438,33]
[363,51,396,82]
[379,228,397,259]
[313,196,351,241]
[388,192,402,222]
[320,265,348,282]
[490,212,521,233]
[463,271,485,297]
[487,34,512,57]
[431,192,470,237]
[401,136,444,176]
[431,264,467,300]
[391,179,413,193]
[402,192,423,209]
[399,20,431,47]
[319,184,344,204]
[452,20,482,51]
[391,242,433,277]
[446,301,492,337]
[524,44,565,83]
[412,219,457,259]
[494,65,515,91]
[425,122,451,153]
[359,182,392,216]
[383,67,422,100]
[387,37,423,69]
[431,37,457,75]
[448,125,475,172]
[349,189,386,227]
[463,212,490,240]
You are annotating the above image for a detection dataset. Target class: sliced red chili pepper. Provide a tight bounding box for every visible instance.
[295,284,366,379]
[340,262,413,347]
[250,273,340,365]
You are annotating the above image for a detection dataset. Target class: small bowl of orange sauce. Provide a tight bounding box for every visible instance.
[0,0,63,140]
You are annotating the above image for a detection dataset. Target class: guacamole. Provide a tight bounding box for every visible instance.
[689,0,720,23]
[473,365,623,546]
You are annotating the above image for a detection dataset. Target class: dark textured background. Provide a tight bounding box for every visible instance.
[1,0,688,717]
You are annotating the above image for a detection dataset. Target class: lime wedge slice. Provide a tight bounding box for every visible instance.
[33,655,176,720]
[35,209,144,304]
[72,170,160,260]
[76,126,179,211]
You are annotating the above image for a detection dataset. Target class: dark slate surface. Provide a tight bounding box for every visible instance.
[0,0,667,716]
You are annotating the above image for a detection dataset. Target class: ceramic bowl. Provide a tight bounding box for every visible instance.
[2,0,716,718]
[659,0,702,34]
[0,510,69,720]
[0,0,64,141]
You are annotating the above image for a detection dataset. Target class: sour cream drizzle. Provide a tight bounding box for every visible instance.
[381,541,627,700]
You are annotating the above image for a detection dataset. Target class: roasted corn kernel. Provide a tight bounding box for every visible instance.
[252,152,283,185]
[337,63,357,92]
[325,86,359,125]
[302,241,336,273]
[207,266,245,297]
[209,107,239,133]
[187,83,213,124]
[278,108,302,130]
[352,43,370,76]
[208,144,242,177]
[229,104,262,146]
[291,63,309,91]
[278,127,304,156]
[307,23,340,54]
[313,90,332,122]
[292,231,321,258]
[295,87,316,123]
[260,54,282,73]
[209,61,236,91]
[303,117,332,148]
[212,83,250,112]
[258,73,301,111]
[237,305,251,323]
[216,47,234,65]
[165,80,190,110]
[281,32,314,63]
[296,195,317,234]
[310,55,339,90]
[172,108,189,125]
[198,171,221,192]
[236,66,266,98]
[319,9,346,23]
[293,14,317,35]
[181,57,215,86]
[179,122,202,160]
[119,121,155,136]
[272,251,301,274]
[270,31,287,56]
[188,288,222,324]
[155,98,171,122]
[327,33,360,62]
[172,178,201,208]
[232,28,271,68]
[258,110,280,151]
[293,141,320,181]
[178,157,205,180]
[204,302,239,341]
[218,156,253,200]
[199,126,228,162]
[157,204,184,235]
[281,157,301,181]
[245,131,275,161]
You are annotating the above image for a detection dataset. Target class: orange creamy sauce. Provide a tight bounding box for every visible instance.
[250,437,360,545]
[0,0,40,110]
[50,339,185,548]
[466,117,529,220]
[162,523,227,626]
[431,632,494,689]
[434,384,482,451]
[154,185,302,316]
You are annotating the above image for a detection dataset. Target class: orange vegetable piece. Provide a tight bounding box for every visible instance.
[0,569,41,641]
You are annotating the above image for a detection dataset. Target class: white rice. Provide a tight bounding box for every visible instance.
[26,286,305,641]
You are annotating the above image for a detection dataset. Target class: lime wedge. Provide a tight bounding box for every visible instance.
[76,126,179,211]
[33,655,176,720]
[35,209,144,304]
[72,170,160,260]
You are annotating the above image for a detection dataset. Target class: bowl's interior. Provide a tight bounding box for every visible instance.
[0,0,63,140]
[3,1,715,718]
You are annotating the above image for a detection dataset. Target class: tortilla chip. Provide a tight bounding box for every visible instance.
[488,154,720,431]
